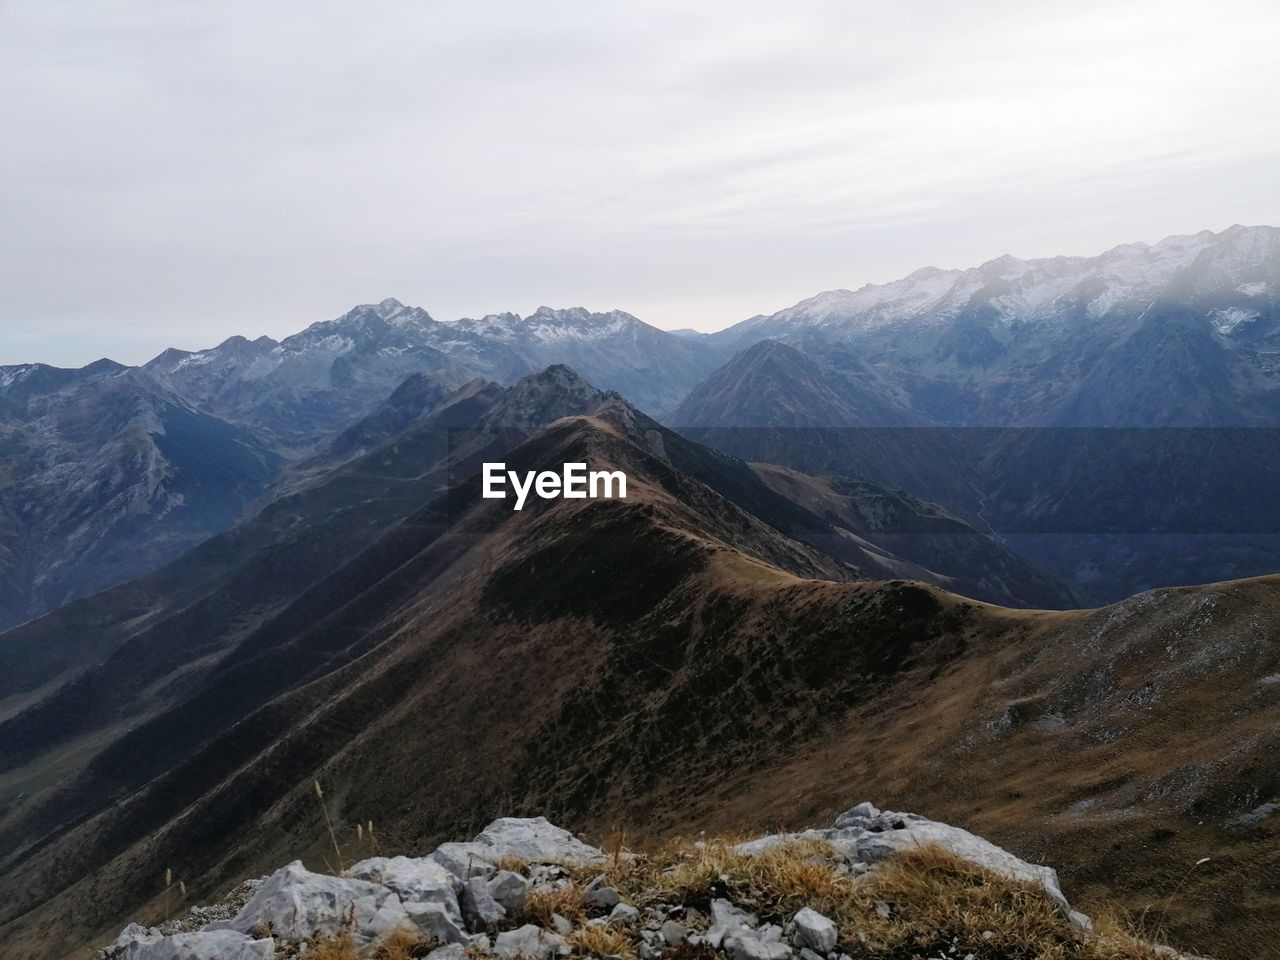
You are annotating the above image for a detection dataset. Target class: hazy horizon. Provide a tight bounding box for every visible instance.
[4,0,1279,367]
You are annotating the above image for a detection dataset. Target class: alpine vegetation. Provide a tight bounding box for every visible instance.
[97,807,1204,960]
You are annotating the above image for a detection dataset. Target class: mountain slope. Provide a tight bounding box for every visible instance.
[0,406,1275,959]
[0,360,282,630]
[713,224,1280,427]
[146,300,720,451]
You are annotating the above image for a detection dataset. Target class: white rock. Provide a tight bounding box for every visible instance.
[710,898,758,930]
[550,913,574,936]
[425,946,468,960]
[203,860,408,944]
[347,855,462,919]
[431,842,497,879]
[725,932,793,960]
[405,901,469,944]
[609,902,641,925]
[584,886,620,910]
[474,817,605,866]
[832,802,881,828]
[493,924,570,959]
[850,815,1068,911]
[462,875,507,928]
[121,930,274,960]
[792,908,837,954]
[488,869,530,914]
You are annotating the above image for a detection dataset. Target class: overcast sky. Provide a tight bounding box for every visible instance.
[3,0,1279,366]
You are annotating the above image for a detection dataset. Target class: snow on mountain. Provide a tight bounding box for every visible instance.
[721,226,1277,344]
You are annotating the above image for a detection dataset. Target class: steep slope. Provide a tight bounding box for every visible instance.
[0,367,615,779]
[750,464,1073,609]
[0,406,1275,959]
[0,359,282,630]
[665,340,973,512]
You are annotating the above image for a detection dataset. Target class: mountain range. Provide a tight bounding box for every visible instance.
[3,223,1280,957]
[0,373,1276,959]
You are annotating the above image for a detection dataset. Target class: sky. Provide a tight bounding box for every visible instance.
[2,0,1279,367]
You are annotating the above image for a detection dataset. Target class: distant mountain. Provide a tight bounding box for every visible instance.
[0,384,1274,958]
[450,306,720,415]
[713,224,1280,426]
[668,339,919,429]
[0,359,281,629]
[675,226,1280,601]
[146,300,720,451]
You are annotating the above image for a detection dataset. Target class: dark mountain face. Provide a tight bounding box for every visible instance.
[0,395,1275,960]
[0,361,282,630]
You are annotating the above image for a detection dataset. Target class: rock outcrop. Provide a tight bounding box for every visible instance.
[98,808,1197,960]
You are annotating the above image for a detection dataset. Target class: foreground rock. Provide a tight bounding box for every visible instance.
[203,861,410,944]
[735,802,1068,912]
[99,808,1200,960]
[105,928,274,960]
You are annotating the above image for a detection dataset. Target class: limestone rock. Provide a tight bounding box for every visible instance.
[792,908,837,954]
[347,855,462,919]
[202,860,407,944]
[488,870,530,915]
[462,875,507,928]
[120,930,274,960]
[493,924,570,960]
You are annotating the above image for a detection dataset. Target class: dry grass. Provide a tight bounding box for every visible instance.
[558,837,1196,960]
[568,923,638,958]
[304,931,360,960]
[520,880,590,926]
[372,926,436,959]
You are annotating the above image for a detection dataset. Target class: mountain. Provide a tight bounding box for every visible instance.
[673,229,1280,601]
[0,359,282,630]
[451,306,721,415]
[0,393,1274,959]
[711,224,1280,427]
[146,300,720,452]
[143,299,468,452]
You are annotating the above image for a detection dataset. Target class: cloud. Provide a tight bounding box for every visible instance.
[2,0,1279,365]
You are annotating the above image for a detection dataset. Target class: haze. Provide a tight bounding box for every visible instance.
[3,0,1279,366]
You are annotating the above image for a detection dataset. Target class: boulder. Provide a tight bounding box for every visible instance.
[474,817,605,866]
[710,898,758,930]
[584,886,621,910]
[734,805,1069,914]
[431,842,497,880]
[488,870,530,914]
[493,924,570,960]
[849,812,1068,911]
[120,930,274,960]
[347,855,462,919]
[792,908,837,954]
[462,875,507,928]
[609,902,641,925]
[725,932,793,960]
[203,860,408,944]
[405,901,469,944]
